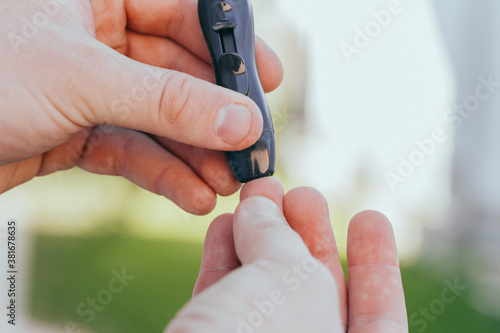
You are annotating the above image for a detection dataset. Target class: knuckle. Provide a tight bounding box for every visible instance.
[158,73,194,128]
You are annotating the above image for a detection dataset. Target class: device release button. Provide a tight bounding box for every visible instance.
[211,2,236,31]
[218,53,249,95]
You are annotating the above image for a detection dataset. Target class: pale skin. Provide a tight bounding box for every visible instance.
[1,1,408,332]
[167,177,408,332]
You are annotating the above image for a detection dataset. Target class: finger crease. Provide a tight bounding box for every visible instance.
[115,133,136,176]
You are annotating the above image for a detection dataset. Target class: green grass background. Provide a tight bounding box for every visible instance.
[29,234,500,333]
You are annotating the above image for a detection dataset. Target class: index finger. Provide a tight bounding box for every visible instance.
[347,211,408,332]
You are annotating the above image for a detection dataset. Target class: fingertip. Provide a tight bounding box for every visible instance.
[347,210,399,267]
[180,185,217,216]
[261,59,284,93]
[194,213,238,296]
[284,186,329,212]
[240,176,284,210]
[205,213,234,238]
[202,213,235,262]
[201,213,235,270]
[256,36,284,93]
[283,186,332,242]
[214,172,242,197]
[348,210,394,237]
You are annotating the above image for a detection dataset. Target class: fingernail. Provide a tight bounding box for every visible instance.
[216,103,252,145]
[241,196,286,223]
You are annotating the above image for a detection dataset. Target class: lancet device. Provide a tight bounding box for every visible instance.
[198,0,276,183]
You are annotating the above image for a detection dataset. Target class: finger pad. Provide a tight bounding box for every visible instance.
[283,187,336,255]
[255,37,284,92]
[194,214,239,295]
[347,210,399,267]
[200,214,239,273]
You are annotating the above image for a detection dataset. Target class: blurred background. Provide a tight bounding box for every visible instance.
[1,0,500,332]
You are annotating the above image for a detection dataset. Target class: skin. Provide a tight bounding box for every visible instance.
[167,177,408,332]
[0,0,283,214]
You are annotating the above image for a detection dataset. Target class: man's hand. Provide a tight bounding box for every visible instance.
[0,0,283,214]
[166,177,408,332]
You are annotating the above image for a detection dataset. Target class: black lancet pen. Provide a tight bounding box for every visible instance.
[198,0,276,183]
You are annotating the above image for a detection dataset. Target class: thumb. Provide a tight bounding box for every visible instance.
[233,196,312,264]
[78,46,263,151]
